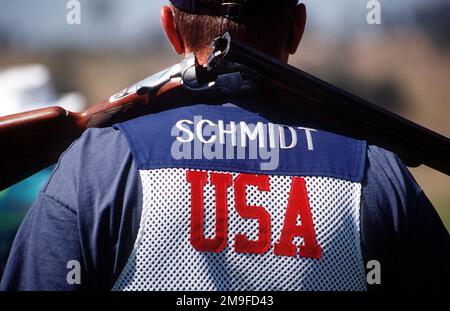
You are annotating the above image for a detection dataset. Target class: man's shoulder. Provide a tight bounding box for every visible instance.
[365,144,421,195]
[49,126,130,176]
[362,144,425,229]
[42,126,135,208]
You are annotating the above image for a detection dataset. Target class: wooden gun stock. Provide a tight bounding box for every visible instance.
[0,106,81,190]
[0,80,181,191]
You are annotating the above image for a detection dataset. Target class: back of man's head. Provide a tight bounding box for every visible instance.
[161,0,306,63]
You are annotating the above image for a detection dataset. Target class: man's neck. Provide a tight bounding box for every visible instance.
[187,46,289,66]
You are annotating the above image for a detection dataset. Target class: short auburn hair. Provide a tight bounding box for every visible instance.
[171,6,296,58]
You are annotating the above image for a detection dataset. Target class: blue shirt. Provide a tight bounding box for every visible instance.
[1,103,449,291]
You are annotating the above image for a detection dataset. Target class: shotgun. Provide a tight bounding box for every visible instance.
[206,33,450,176]
[0,33,449,191]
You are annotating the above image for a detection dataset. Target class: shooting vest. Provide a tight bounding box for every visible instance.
[112,103,368,291]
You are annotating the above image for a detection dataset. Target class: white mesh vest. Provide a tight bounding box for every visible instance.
[113,168,366,291]
[112,104,368,291]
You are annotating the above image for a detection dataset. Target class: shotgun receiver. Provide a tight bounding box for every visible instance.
[0,33,449,191]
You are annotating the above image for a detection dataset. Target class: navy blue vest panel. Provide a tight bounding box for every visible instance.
[114,104,366,183]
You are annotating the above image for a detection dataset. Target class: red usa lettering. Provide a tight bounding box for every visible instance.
[186,171,322,259]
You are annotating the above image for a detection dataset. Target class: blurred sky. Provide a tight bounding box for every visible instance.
[0,0,446,51]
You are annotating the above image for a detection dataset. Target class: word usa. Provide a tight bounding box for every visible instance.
[187,171,322,258]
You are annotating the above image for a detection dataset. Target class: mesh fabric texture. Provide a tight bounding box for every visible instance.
[113,168,366,291]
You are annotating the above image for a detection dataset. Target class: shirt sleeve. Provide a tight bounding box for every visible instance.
[0,193,83,291]
[361,145,450,290]
[0,127,143,291]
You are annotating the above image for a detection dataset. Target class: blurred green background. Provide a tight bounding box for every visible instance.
[0,0,449,276]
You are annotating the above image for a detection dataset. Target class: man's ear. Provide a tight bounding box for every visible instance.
[288,3,307,55]
[161,6,185,55]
